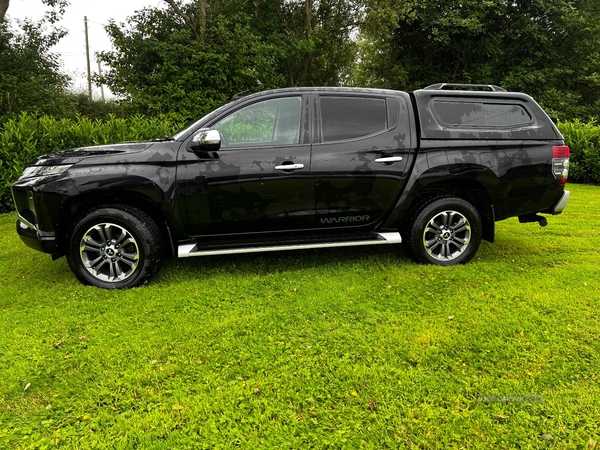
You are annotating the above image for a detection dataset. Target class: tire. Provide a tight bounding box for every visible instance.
[404,196,482,265]
[66,205,163,289]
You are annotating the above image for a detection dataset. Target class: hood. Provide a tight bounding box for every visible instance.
[34,142,154,166]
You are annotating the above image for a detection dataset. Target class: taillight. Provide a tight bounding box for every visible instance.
[552,145,570,185]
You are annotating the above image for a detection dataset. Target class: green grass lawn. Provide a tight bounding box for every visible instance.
[1,184,599,449]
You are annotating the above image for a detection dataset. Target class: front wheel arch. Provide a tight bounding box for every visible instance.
[57,193,176,258]
[66,205,164,289]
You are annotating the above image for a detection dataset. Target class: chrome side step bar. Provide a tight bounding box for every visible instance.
[178,232,402,258]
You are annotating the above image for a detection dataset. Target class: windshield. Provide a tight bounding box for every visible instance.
[172,101,234,141]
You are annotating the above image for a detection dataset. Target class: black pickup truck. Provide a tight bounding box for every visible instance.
[11,83,570,288]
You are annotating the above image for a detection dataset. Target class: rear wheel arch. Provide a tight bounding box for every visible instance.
[398,179,496,243]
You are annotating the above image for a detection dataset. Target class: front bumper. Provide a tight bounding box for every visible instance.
[550,190,570,215]
[12,171,78,257]
[16,217,58,255]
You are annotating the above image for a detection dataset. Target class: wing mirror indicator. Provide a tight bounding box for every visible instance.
[191,129,221,152]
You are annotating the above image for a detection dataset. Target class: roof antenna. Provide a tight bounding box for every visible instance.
[231,82,265,100]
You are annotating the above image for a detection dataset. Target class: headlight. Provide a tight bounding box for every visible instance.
[21,165,72,179]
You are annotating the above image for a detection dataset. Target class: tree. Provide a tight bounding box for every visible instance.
[98,0,362,118]
[98,4,285,119]
[357,0,600,120]
[273,0,361,87]
[0,26,69,117]
[160,0,360,86]
[1,0,69,24]
[0,0,9,24]
[0,0,72,117]
[162,0,207,45]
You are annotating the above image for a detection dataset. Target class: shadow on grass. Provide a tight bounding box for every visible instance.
[161,230,547,279]
[9,231,544,289]
[159,244,412,280]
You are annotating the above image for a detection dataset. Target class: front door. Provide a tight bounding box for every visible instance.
[177,95,311,237]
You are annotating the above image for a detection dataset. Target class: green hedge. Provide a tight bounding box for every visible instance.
[557,119,600,185]
[1,114,599,214]
[0,113,183,213]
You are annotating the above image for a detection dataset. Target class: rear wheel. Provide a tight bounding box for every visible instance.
[404,196,482,265]
[67,205,163,289]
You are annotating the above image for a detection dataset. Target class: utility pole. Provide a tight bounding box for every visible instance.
[84,16,92,102]
[97,60,105,101]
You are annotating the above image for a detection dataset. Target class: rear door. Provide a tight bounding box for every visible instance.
[310,92,414,230]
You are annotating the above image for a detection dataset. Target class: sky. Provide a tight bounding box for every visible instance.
[7,0,165,98]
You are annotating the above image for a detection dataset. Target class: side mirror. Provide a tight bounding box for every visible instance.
[191,129,221,152]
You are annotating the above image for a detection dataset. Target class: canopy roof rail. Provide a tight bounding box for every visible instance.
[423,83,507,92]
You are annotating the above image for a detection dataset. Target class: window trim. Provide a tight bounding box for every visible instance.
[431,99,534,129]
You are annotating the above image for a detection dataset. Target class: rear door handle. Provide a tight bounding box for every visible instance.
[374,156,403,164]
[275,163,305,171]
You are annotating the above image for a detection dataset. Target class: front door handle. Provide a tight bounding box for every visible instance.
[275,163,305,171]
[374,156,403,164]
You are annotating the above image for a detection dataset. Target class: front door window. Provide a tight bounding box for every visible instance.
[213,97,302,147]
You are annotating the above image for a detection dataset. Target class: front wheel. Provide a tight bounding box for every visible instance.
[404,196,482,265]
[66,206,163,289]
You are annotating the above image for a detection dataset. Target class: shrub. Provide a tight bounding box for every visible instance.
[558,119,600,184]
[64,93,132,121]
[0,113,184,213]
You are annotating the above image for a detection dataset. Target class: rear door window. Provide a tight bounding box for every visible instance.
[320,97,387,142]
